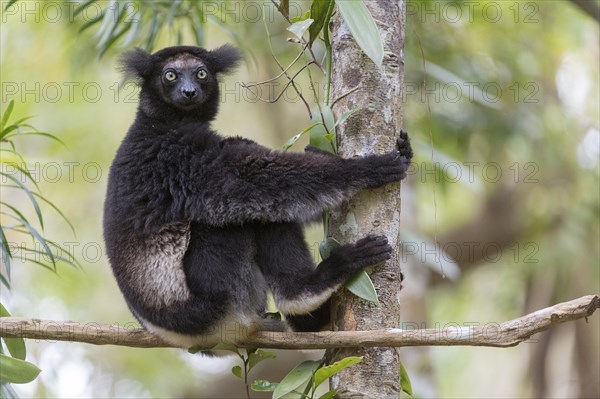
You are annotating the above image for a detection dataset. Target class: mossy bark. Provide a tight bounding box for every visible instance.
[327,0,406,397]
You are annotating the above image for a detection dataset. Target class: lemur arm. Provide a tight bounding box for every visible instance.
[181,136,411,226]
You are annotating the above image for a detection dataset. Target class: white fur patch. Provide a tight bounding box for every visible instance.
[275,285,339,315]
[138,312,259,350]
[133,222,192,308]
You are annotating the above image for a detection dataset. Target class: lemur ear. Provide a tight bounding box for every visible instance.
[206,44,242,74]
[120,48,153,81]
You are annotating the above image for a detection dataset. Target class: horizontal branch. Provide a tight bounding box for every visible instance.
[1,295,598,350]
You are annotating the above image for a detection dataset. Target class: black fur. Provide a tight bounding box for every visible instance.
[103,45,413,348]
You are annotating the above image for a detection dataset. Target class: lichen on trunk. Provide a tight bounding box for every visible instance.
[326,0,406,397]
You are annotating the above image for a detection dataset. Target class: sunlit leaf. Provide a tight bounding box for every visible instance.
[336,0,384,67]
[344,271,379,304]
[287,18,314,39]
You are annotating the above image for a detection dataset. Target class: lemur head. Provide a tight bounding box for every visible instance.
[121,45,242,121]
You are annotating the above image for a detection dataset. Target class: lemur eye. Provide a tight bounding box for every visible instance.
[197,69,208,80]
[164,71,177,81]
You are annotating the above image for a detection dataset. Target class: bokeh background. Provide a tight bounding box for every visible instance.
[0,1,598,398]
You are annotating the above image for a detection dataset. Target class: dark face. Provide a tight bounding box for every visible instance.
[159,54,215,110]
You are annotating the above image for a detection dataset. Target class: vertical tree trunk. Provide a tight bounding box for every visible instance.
[327,1,406,397]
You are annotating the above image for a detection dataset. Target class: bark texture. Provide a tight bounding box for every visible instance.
[326,1,406,397]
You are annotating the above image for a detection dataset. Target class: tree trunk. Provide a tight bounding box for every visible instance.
[327,1,406,398]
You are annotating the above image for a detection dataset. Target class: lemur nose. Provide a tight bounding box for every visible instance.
[182,88,197,99]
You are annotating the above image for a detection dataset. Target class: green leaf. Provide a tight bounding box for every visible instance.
[30,193,76,236]
[0,100,14,131]
[287,18,314,39]
[0,225,12,286]
[0,172,44,230]
[336,0,384,67]
[231,365,243,379]
[0,304,26,360]
[251,380,278,392]
[272,360,320,399]
[399,361,413,396]
[309,105,336,154]
[281,123,322,152]
[0,354,41,384]
[247,349,277,373]
[334,108,361,128]
[318,389,338,399]
[277,0,290,19]
[344,271,379,304]
[309,0,333,45]
[5,211,56,269]
[291,10,311,23]
[319,236,341,260]
[313,356,362,389]
[4,0,18,12]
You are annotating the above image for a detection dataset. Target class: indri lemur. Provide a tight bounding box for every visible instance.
[103,45,413,348]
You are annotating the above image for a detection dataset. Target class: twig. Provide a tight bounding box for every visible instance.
[1,295,597,350]
[241,62,316,104]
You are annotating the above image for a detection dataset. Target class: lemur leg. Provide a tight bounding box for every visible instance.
[254,222,392,331]
[181,223,279,337]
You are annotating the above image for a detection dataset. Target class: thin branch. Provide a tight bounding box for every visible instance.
[0,295,597,350]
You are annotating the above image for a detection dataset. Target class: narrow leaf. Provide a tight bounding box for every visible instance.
[400,361,413,396]
[344,271,379,304]
[0,382,19,399]
[273,360,320,399]
[281,123,322,152]
[0,100,14,131]
[336,0,384,67]
[309,0,333,45]
[0,354,41,384]
[0,173,44,230]
[277,0,290,19]
[313,356,362,389]
[334,108,361,128]
[318,389,338,399]
[0,225,12,282]
[309,105,336,153]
